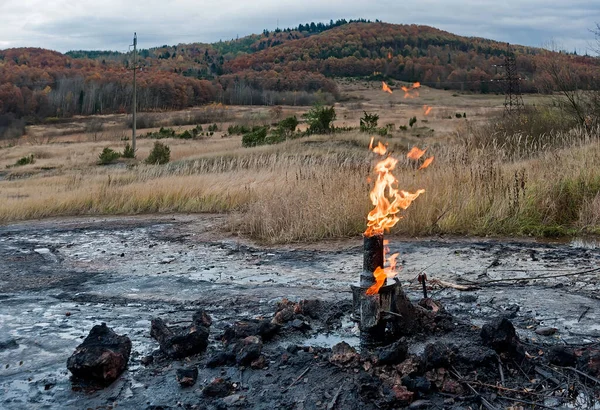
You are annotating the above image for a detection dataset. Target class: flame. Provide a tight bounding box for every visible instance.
[407,146,426,160]
[423,105,432,116]
[401,82,421,99]
[366,241,400,296]
[364,140,426,294]
[387,52,392,59]
[382,81,393,94]
[419,156,434,170]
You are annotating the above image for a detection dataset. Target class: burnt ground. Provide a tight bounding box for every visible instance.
[0,214,599,409]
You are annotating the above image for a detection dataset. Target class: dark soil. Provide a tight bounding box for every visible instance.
[1,215,599,409]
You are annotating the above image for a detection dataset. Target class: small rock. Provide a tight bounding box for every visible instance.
[297,299,322,319]
[291,319,311,331]
[207,351,236,368]
[330,342,359,365]
[384,384,414,406]
[222,394,243,406]
[272,308,295,325]
[481,317,521,355]
[34,248,51,254]
[402,376,432,394]
[535,327,557,336]
[234,336,263,366]
[547,345,576,367]
[160,257,176,264]
[176,367,198,387]
[377,339,408,365]
[408,399,433,409]
[222,320,279,343]
[203,377,234,398]
[424,342,454,369]
[150,309,211,359]
[66,323,132,385]
[286,344,299,354]
[140,355,154,366]
[250,355,267,369]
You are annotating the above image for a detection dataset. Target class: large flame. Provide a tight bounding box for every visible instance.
[366,241,400,296]
[364,139,426,294]
[382,81,393,94]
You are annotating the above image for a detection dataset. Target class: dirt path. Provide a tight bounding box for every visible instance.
[1,215,599,409]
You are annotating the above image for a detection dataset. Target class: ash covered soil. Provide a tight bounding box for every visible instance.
[1,214,600,409]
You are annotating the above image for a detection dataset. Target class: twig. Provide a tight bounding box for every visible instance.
[283,367,310,391]
[578,306,591,323]
[382,310,403,319]
[495,394,556,409]
[464,267,600,286]
[451,367,500,410]
[470,381,546,397]
[566,366,600,385]
[327,382,345,410]
[498,357,505,387]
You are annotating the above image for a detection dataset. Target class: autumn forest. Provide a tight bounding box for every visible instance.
[1,20,599,139]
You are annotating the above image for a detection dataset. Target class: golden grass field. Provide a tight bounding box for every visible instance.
[1,81,599,242]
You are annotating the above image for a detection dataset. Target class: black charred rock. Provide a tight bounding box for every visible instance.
[233,336,263,366]
[286,344,299,354]
[291,319,311,331]
[203,377,234,398]
[176,367,198,387]
[150,310,211,359]
[455,344,497,367]
[207,351,236,368]
[67,323,131,384]
[222,319,279,344]
[297,299,322,319]
[548,345,577,367]
[480,318,522,356]
[578,348,600,376]
[424,342,455,369]
[330,341,359,366]
[402,376,432,394]
[377,339,409,366]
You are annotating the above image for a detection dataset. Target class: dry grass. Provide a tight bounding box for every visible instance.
[1,84,598,242]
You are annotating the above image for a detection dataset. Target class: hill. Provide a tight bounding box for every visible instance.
[0,20,598,138]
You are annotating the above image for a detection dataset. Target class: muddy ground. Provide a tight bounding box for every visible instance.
[0,215,599,409]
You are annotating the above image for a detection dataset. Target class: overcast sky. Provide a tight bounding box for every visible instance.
[0,0,598,54]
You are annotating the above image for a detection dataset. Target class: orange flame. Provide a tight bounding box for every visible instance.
[407,146,426,160]
[364,140,426,294]
[419,156,434,170]
[423,105,432,116]
[366,241,400,295]
[387,52,392,59]
[382,81,393,94]
[401,82,421,99]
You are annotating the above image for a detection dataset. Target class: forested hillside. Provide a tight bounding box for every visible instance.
[1,20,598,138]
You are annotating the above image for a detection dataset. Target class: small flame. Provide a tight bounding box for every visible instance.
[407,146,426,160]
[366,241,400,295]
[401,82,421,99]
[382,81,393,94]
[418,156,434,170]
[387,52,392,59]
[423,105,432,116]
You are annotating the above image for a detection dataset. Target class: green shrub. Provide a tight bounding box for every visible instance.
[122,143,135,159]
[455,113,463,118]
[303,105,336,135]
[15,154,35,166]
[228,124,251,135]
[242,126,269,147]
[145,142,170,165]
[409,117,417,128]
[360,111,379,132]
[98,148,120,165]
[399,125,408,131]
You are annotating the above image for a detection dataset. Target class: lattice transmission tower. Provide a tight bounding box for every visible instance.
[503,43,524,116]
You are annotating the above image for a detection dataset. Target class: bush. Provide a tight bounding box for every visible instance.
[98,148,120,165]
[455,113,463,118]
[122,143,135,159]
[8,154,35,168]
[228,124,252,135]
[409,116,417,128]
[303,105,336,135]
[145,142,171,165]
[399,125,408,131]
[360,111,379,132]
[242,126,269,147]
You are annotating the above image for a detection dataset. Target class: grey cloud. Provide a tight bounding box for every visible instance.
[0,0,597,54]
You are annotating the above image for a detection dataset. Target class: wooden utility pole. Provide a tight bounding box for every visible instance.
[132,33,137,153]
